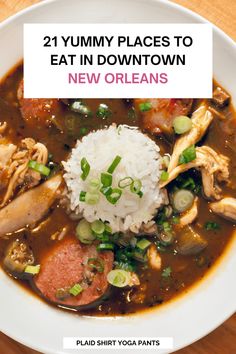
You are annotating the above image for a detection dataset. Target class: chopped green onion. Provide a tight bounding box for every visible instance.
[106,188,122,204]
[69,283,83,296]
[179,145,196,164]
[139,102,152,112]
[105,223,112,234]
[136,238,151,250]
[161,266,172,278]
[79,191,86,202]
[137,191,143,198]
[79,127,88,136]
[107,155,122,174]
[114,261,136,272]
[118,177,134,189]
[96,103,111,119]
[127,107,137,121]
[24,264,40,275]
[85,192,100,205]
[28,160,50,176]
[173,115,192,134]
[160,171,169,181]
[172,216,180,224]
[97,243,114,251]
[76,219,96,244]
[80,157,90,180]
[91,220,105,234]
[70,101,91,116]
[130,179,142,194]
[101,172,112,187]
[88,178,100,192]
[132,248,147,263]
[96,233,110,242]
[107,269,131,288]
[204,221,220,231]
[100,186,112,196]
[87,258,104,273]
[172,189,194,212]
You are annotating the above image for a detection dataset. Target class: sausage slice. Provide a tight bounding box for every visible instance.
[34,237,114,309]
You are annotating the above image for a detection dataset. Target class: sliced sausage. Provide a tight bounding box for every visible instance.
[17,79,63,127]
[135,98,193,135]
[34,237,114,309]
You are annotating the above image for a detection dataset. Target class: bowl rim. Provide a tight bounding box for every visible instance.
[0,1,235,353]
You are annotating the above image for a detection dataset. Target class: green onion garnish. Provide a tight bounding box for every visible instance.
[96,103,111,119]
[160,171,169,182]
[204,221,220,230]
[139,102,152,112]
[80,157,90,180]
[136,238,151,250]
[97,243,114,251]
[137,191,143,198]
[106,188,122,204]
[118,177,134,189]
[85,192,99,205]
[87,258,104,273]
[24,264,40,275]
[173,115,192,134]
[105,223,112,234]
[91,220,105,234]
[28,160,50,176]
[69,283,83,296]
[130,179,142,194]
[79,127,88,136]
[179,145,196,164]
[76,219,96,244]
[88,178,100,192]
[107,155,122,174]
[161,266,172,278]
[100,186,112,196]
[107,269,131,288]
[70,101,91,116]
[101,172,112,187]
[79,191,86,202]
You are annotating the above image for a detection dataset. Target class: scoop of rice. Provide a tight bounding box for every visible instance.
[63,125,165,232]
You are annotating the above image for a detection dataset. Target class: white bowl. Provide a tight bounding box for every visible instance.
[0,1,235,353]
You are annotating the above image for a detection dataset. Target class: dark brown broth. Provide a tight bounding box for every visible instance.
[0,63,235,316]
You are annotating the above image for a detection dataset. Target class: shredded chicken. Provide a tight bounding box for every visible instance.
[0,137,48,207]
[210,198,236,222]
[161,146,229,200]
[147,244,162,270]
[168,105,213,173]
[179,197,199,227]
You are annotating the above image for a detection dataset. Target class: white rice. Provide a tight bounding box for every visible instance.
[63,125,165,232]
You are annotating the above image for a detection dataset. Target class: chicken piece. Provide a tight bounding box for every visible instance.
[160,146,229,200]
[147,244,162,270]
[0,137,49,207]
[210,198,236,222]
[17,79,63,128]
[179,197,199,226]
[168,105,213,173]
[135,98,192,135]
[176,225,208,255]
[0,144,17,169]
[128,272,140,287]
[0,174,62,238]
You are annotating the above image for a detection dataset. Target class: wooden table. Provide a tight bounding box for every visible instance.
[0,0,235,353]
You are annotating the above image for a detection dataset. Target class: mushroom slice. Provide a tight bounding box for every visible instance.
[168,105,213,173]
[179,197,199,227]
[0,174,62,238]
[161,146,229,200]
[176,225,208,255]
[210,198,236,222]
